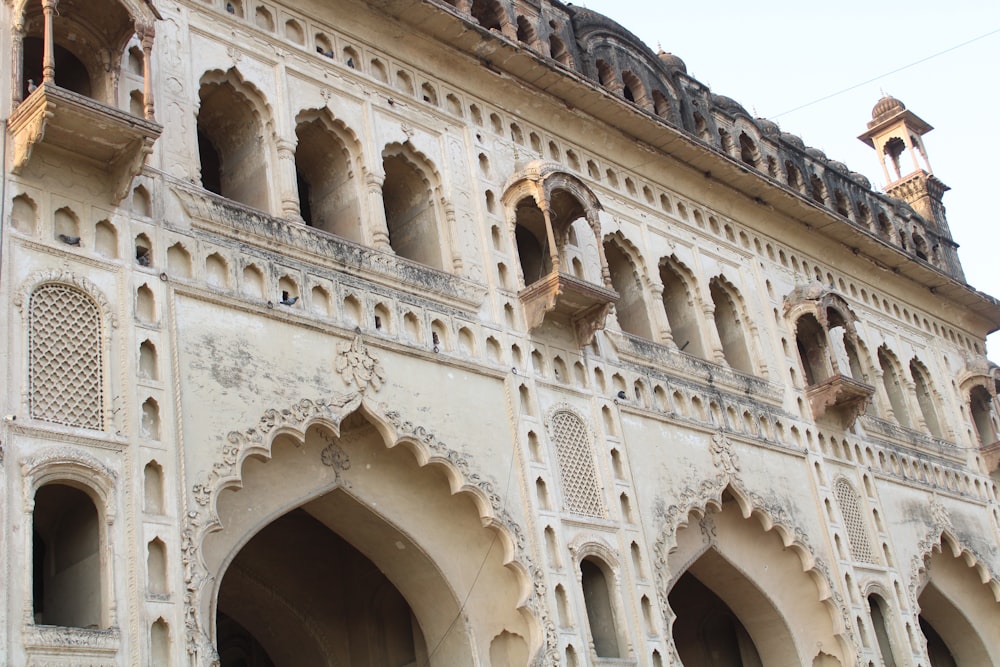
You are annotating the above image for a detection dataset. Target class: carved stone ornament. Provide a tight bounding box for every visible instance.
[709,430,741,478]
[335,335,385,394]
[183,395,554,665]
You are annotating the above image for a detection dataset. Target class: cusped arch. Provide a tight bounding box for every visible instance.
[197,67,274,134]
[184,393,545,665]
[294,107,363,160]
[911,529,1000,665]
[656,481,852,665]
[501,159,603,240]
[911,528,1000,606]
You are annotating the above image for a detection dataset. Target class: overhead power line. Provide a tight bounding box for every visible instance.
[773,27,1000,119]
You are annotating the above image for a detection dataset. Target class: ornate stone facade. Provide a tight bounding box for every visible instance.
[2,0,1000,665]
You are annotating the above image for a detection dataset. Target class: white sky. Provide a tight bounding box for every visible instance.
[579,0,1000,362]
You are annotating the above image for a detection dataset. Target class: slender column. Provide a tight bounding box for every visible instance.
[366,172,391,252]
[138,23,156,120]
[275,138,303,222]
[41,0,58,84]
[588,210,612,287]
[701,302,727,365]
[443,201,463,274]
[540,205,559,275]
[649,282,676,347]
[12,18,25,104]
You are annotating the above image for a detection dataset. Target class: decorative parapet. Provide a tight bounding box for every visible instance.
[8,84,161,203]
[606,330,784,404]
[806,374,875,428]
[23,624,120,662]
[519,271,617,347]
[173,180,487,310]
[860,415,964,463]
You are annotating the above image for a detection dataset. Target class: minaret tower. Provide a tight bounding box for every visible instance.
[858,96,951,233]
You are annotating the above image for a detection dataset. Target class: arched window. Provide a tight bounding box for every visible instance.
[795,313,830,386]
[294,111,362,242]
[604,239,652,339]
[621,71,648,108]
[595,59,615,88]
[738,132,758,167]
[910,360,943,438]
[878,347,911,428]
[29,283,104,429]
[868,595,898,666]
[970,386,996,446]
[549,35,572,66]
[381,146,445,270]
[709,277,753,374]
[580,558,621,658]
[33,483,103,627]
[197,70,271,211]
[515,15,537,46]
[659,257,704,358]
[470,0,504,31]
[810,174,827,204]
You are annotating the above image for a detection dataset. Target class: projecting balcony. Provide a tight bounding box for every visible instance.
[8,83,162,203]
[806,374,875,428]
[519,271,618,346]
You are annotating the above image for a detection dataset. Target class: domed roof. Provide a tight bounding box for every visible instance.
[780,131,804,149]
[871,95,905,121]
[711,93,748,117]
[756,118,780,137]
[657,50,687,74]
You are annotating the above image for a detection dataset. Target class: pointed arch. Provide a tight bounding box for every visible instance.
[381,141,448,270]
[659,255,705,358]
[603,233,653,339]
[708,275,754,374]
[912,530,1000,665]
[877,345,912,428]
[294,108,363,241]
[196,68,274,211]
[183,394,545,665]
[656,481,852,666]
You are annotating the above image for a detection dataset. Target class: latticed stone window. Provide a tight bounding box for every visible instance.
[28,283,104,429]
[834,478,874,563]
[549,410,606,517]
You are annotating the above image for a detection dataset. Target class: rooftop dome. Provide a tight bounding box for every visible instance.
[871,95,905,121]
[657,50,687,74]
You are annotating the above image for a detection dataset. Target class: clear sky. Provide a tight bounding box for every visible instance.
[579,0,1000,362]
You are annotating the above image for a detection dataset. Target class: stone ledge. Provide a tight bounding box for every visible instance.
[172,179,487,311]
[606,330,783,404]
[9,83,161,203]
[23,624,120,655]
